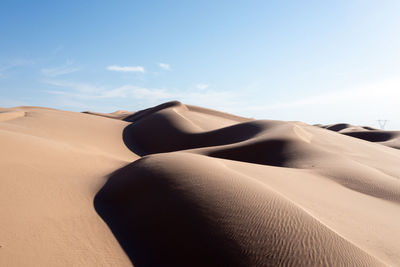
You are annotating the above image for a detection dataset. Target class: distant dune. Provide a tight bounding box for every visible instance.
[318,123,400,150]
[1,101,400,266]
[0,109,25,121]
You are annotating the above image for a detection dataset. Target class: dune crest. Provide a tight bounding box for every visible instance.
[318,123,400,150]
[98,101,400,266]
[1,101,400,266]
[0,109,25,121]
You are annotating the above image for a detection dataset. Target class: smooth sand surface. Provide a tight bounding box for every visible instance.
[0,106,137,266]
[319,123,400,150]
[83,110,134,120]
[2,101,400,266]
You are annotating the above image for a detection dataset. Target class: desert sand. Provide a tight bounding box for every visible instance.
[318,123,400,150]
[1,101,400,266]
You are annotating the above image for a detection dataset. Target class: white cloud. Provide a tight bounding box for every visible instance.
[41,61,80,77]
[43,80,173,101]
[44,80,103,95]
[196,83,209,90]
[99,85,173,100]
[107,65,145,73]
[41,77,400,129]
[158,63,171,70]
[41,78,252,119]
[42,79,240,108]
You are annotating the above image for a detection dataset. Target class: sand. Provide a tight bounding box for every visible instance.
[318,123,400,150]
[1,101,400,266]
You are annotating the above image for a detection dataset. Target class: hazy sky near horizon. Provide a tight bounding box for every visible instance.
[1,1,400,129]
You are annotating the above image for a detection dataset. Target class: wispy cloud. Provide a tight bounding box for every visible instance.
[0,58,35,77]
[97,85,173,100]
[42,79,240,108]
[6,58,35,67]
[0,97,27,108]
[230,78,400,128]
[107,65,145,73]
[250,79,400,111]
[44,80,103,95]
[43,80,172,101]
[38,76,400,129]
[158,63,171,71]
[41,61,80,77]
[196,83,209,90]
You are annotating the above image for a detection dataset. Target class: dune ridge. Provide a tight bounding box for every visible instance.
[0,106,136,266]
[96,101,400,266]
[318,123,400,150]
[0,110,25,121]
[95,153,383,266]
[1,102,400,266]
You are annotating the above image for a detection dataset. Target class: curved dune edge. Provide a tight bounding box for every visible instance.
[96,153,386,266]
[0,107,137,266]
[83,110,134,120]
[94,101,400,266]
[1,102,400,266]
[0,110,25,121]
[318,123,400,150]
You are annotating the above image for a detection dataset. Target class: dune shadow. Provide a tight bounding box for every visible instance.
[324,123,352,132]
[122,118,266,156]
[95,102,260,266]
[206,139,289,167]
[342,131,395,142]
[94,159,247,267]
[94,102,294,266]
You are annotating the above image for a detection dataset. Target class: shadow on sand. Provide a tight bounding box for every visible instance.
[93,158,246,267]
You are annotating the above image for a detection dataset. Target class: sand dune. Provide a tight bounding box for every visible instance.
[83,110,134,120]
[0,109,25,121]
[95,153,383,266]
[2,101,400,266]
[0,106,136,266]
[319,123,400,149]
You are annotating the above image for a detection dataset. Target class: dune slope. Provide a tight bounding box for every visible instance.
[97,101,400,266]
[0,106,137,267]
[319,123,400,150]
[2,101,400,266]
[95,153,383,266]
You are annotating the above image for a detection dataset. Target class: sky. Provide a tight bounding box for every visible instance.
[1,0,400,129]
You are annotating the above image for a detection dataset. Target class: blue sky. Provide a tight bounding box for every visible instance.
[1,1,400,129]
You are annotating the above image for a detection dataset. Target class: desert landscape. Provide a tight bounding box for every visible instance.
[1,101,399,266]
